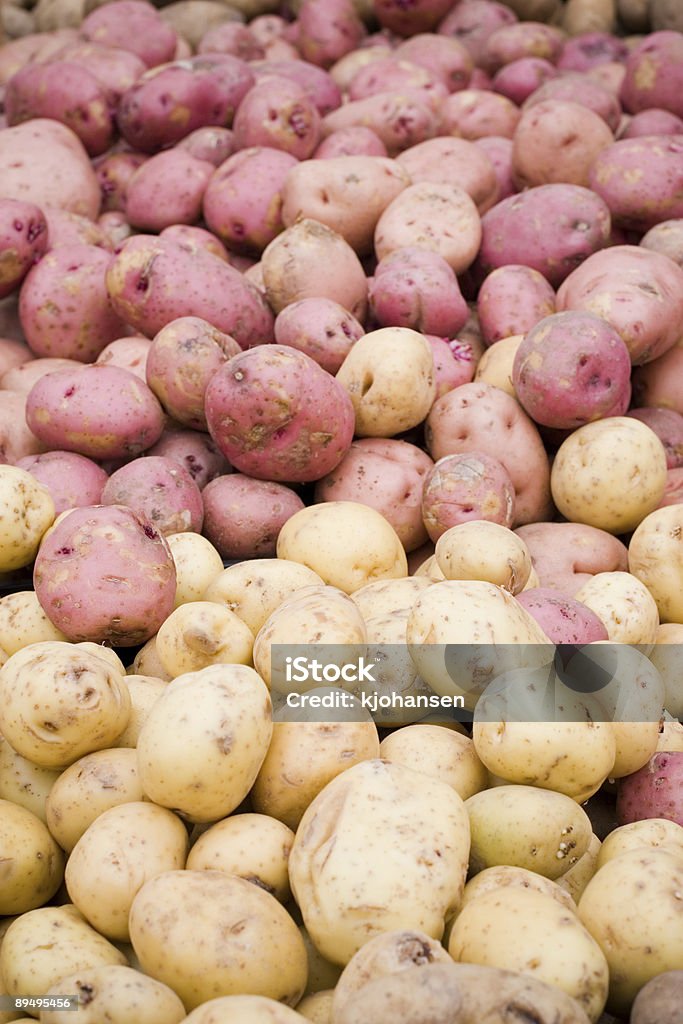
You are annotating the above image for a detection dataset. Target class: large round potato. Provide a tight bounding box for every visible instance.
[0,799,63,915]
[154,601,254,677]
[435,521,532,594]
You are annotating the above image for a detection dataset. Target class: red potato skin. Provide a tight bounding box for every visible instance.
[97,212,133,250]
[617,752,683,827]
[205,345,355,484]
[512,100,614,190]
[2,357,81,394]
[202,147,298,254]
[96,336,152,381]
[369,247,469,337]
[421,451,516,541]
[102,456,204,536]
[0,199,48,300]
[321,92,439,155]
[4,61,114,157]
[80,0,177,69]
[523,75,621,133]
[659,467,683,509]
[297,0,366,69]
[160,225,229,263]
[558,33,628,72]
[0,30,80,86]
[515,521,628,595]
[349,58,448,109]
[627,408,683,469]
[640,220,683,269]
[42,208,111,252]
[95,152,148,214]
[33,504,177,647]
[146,428,230,490]
[621,110,683,139]
[474,135,516,201]
[438,0,517,66]
[492,57,558,106]
[177,127,236,167]
[620,31,683,119]
[314,127,389,158]
[632,343,683,414]
[396,34,473,93]
[19,244,128,363]
[0,338,31,378]
[251,60,342,117]
[198,23,265,62]
[427,336,477,398]
[588,135,683,232]
[48,42,146,107]
[396,136,499,213]
[0,390,46,464]
[105,235,275,350]
[373,0,456,37]
[515,588,609,644]
[273,298,363,375]
[125,151,215,233]
[202,473,304,559]
[232,78,321,160]
[477,265,556,346]
[16,451,109,514]
[482,22,566,75]
[441,89,521,140]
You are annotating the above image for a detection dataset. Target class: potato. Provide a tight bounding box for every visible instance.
[550,417,667,534]
[379,724,488,800]
[0,198,48,301]
[0,465,54,572]
[578,848,683,1014]
[276,502,407,595]
[80,1,177,67]
[202,475,304,560]
[438,1,517,65]
[335,327,435,438]
[186,813,294,902]
[516,589,609,644]
[102,457,203,537]
[273,298,362,377]
[233,77,321,160]
[492,55,558,105]
[297,991,332,1022]
[0,799,63,915]
[16,451,108,514]
[321,91,439,155]
[630,970,683,1024]
[556,833,602,904]
[395,137,497,213]
[466,785,592,878]
[477,265,556,346]
[253,58,342,117]
[0,736,61,824]
[154,601,254,677]
[616,750,683,826]
[649,623,683,717]
[461,864,577,913]
[589,135,683,231]
[597,819,683,869]
[0,591,66,654]
[435,520,532,593]
[2,357,80,394]
[42,206,112,252]
[426,382,553,526]
[165,533,223,610]
[620,31,683,118]
[129,870,307,1009]
[573,571,659,644]
[368,248,469,338]
[289,759,470,965]
[33,505,177,647]
[137,664,272,823]
[124,150,214,233]
[441,89,521,140]
[203,559,324,636]
[421,452,516,540]
[111,674,165,748]
[629,504,683,624]
[147,427,230,491]
[474,334,523,397]
[42,965,186,1024]
[181,996,307,1023]
[640,219,683,269]
[348,57,447,110]
[515,521,628,595]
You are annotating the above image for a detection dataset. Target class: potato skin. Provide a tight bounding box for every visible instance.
[369,248,469,337]
[477,264,556,346]
[0,799,64,915]
[517,97,613,188]
[0,198,48,300]
[515,521,628,595]
[620,31,683,118]
[0,465,54,573]
[102,457,204,537]
[203,474,304,559]
[321,92,439,156]
[422,452,516,539]
[590,135,683,231]
[234,77,321,160]
[630,971,683,1024]
[181,995,307,1023]
[125,150,214,233]
[41,965,186,1024]
[273,298,363,375]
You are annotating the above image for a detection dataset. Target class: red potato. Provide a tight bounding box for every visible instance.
[474,135,516,200]
[589,136,683,232]
[438,0,517,66]
[146,317,240,430]
[477,184,611,287]
[314,438,434,551]
[0,198,48,300]
[425,381,553,526]
[477,265,556,346]
[124,150,214,233]
[632,343,683,415]
[0,390,45,464]
[42,208,111,252]
[177,127,236,167]
[102,456,204,536]
[512,100,614,189]
[373,0,455,37]
[620,31,683,119]
[117,56,254,153]
[80,0,177,69]
[96,337,152,382]
[314,126,389,158]
[640,220,683,269]
[105,234,275,350]
[252,60,342,117]
[273,298,363,375]
[523,74,621,132]
[349,58,448,110]
[515,588,609,644]
[628,408,683,469]
[396,137,499,214]
[47,42,146,107]
[198,23,265,61]
[15,451,108,513]
[587,60,625,97]
[205,345,355,483]
[556,245,683,364]
[557,32,628,71]
[4,61,114,157]
[147,428,230,490]
[428,336,477,398]
[621,110,683,138]
[421,451,516,540]
[33,504,177,646]
[232,78,321,160]
[297,0,366,68]
[514,521,628,595]
[97,212,133,249]
[617,752,683,826]
[1,357,80,394]
[250,15,289,46]
[202,473,304,559]
[440,89,521,139]
[369,247,469,337]
[492,56,558,105]
[320,92,439,156]
[659,467,683,508]
[328,45,393,94]
[0,338,31,378]
[0,120,100,219]
[19,244,127,362]
[281,156,410,255]
[375,182,482,275]
[482,21,565,74]
[95,151,148,214]
[0,29,80,85]
[395,34,473,95]
[26,364,165,460]
[202,148,299,254]
[512,311,632,429]
[160,225,229,263]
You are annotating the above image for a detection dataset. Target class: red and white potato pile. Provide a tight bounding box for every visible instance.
[1,0,683,1021]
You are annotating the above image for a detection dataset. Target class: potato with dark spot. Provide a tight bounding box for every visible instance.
[186,813,294,902]
[0,198,48,300]
[0,799,64,915]
[42,965,186,1024]
[0,465,54,572]
[102,457,204,537]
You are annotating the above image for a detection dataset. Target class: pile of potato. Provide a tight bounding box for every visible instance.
[0,0,683,1020]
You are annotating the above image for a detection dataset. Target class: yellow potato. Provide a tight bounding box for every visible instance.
[449,888,609,1022]
[435,520,532,593]
[0,590,66,653]
[336,327,436,438]
[116,674,167,748]
[574,571,659,645]
[473,334,523,397]
[465,784,592,879]
[0,799,63,915]
[351,576,432,619]
[204,558,324,635]
[551,417,667,534]
[130,635,172,681]
[461,864,577,913]
[299,927,342,997]
[0,465,54,571]
[181,995,308,1023]
[41,965,186,1024]
[578,848,683,1015]
[412,553,445,581]
[657,717,683,751]
[562,0,616,34]
[166,531,224,608]
[45,747,142,853]
[629,504,683,623]
[556,834,602,903]
[65,802,188,941]
[75,642,125,675]
[155,600,254,676]
[297,990,333,1023]
[0,735,61,823]
[596,819,683,869]
[380,724,488,800]
[137,663,272,823]
[610,720,661,778]
[650,623,683,717]
[129,870,308,1011]
[289,759,471,966]
[186,813,294,903]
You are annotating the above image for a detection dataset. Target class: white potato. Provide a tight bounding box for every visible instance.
[42,965,186,1024]
[650,623,683,717]
[461,864,577,913]
[351,576,432,620]
[574,571,659,645]
[0,736,61,823]
[0,799,63,915]
[473,334,523,397]
[181,995,307,1023]
[297,991,332,1023]
[166,531,224,608]
[0,465,54,571]
[629,505,683,623]
[155,601,254,676]
[435,521,532,593]
[130,635,172,681]
[556,834,602,904]
[380,724,488,801]
[204,559,324,635]
[116,674,167,748]
[299,926,342,997]
[0,591,66,653]
[596,819,683,869]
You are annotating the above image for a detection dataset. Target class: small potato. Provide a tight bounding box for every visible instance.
[551,417,668,534]
[421,452,516,540]
[273,298,363,376]
[186,813,294,902]
[574,571,659,644]
[640,219,683,269]
[477,265,556,346]
[203,559,324,636]
[516,589,609,644]
[115,675,167,748]
[596,819,683,869]
[16,451,109,514]
[629,505,683,624]
[137,664,272,823]
[0,737,61,824]
[0,591,66,654]
[181,995,307,1023]
[556,833,602,904]
[466,784,592,879]
[297,991,332,1022]
[589,136,683,232]
[166,532,224,609]
[515,521,628,595]
[0,198,48,300]
[649,623,683,717]
[435,520,532,593]
[0,799,63,915]
[147,427,230,491]
[44,747,143,853]
[102,457,204,537]
[474,334,522,397]
[441,89,521,140]
[321,92,439,156]
[276,502,408,595]
[369,248,469,339]
[0,465,54,572]
[202,474,305,560]
[380,724,488,800]
[129,870,307,1010]
[233,78,321,160]
[461,865,577,913]
[154,601,254,677]
[396,136,498,214]
[41,965,186,1024]
[130,637,172,682]
[125,150,214,233]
